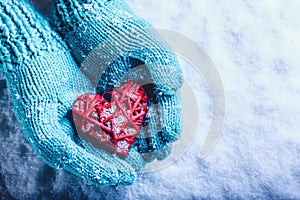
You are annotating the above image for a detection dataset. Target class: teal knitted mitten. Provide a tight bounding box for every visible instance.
[0,0,145,185]
[51,0,183,161]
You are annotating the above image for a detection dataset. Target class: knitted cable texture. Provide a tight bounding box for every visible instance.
[51,0,183,161]
[0,0,146,185]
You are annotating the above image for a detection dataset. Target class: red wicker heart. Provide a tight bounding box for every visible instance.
[72,81,148,156]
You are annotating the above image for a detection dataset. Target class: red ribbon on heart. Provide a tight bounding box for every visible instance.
[72,81,148,156]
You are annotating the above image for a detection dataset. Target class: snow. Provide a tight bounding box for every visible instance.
[1,0,300,199]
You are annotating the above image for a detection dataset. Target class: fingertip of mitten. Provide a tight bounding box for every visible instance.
[158,94,182,142]
[162,127,181,143]
[125,148,146,171]
[155,144,172,161]
[147,64,183,95]
[142,152,156,163]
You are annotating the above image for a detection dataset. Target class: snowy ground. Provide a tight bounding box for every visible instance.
[1,0,300,199]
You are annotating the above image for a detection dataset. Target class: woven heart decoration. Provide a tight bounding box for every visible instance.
[72,81,148,156]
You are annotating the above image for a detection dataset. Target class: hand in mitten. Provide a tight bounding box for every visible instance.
[0,0,145,186]
[51,0,183,162]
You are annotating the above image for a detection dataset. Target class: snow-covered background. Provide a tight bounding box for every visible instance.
[1,0,300,199]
